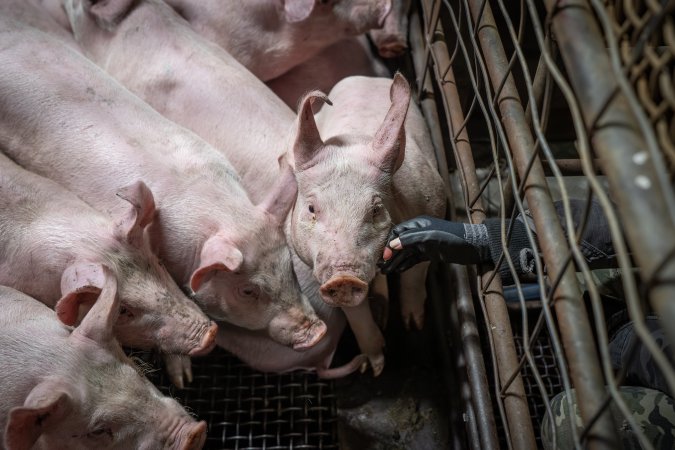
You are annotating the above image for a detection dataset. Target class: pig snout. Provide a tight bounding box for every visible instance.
[175,421,207,450]
[292,319,328,351]
[375,35,408,58]
[188,321,218,357]
[268,307,328,350]
[319,275,369,307]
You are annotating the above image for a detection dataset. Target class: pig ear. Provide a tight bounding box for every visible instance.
[293,91,332,169]
[89,0,137,28]
[257,154,298,224]
[5,385,72,450]
[72,265,120,344]
[114,180,156,248]
[371,72,410,173]
[190,236,244,293]
[56,262,109,326]
[282,0,315,23]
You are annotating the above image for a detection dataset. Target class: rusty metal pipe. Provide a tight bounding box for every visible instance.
[465,0,619,448]
[419,1,537,448]
[545,0,675,354]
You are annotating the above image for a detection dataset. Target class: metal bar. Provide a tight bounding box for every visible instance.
[414,4,501,449]
[452,264,501,450]
[545,0,675,352]
[419,1,537,448]
[465,1,619,449]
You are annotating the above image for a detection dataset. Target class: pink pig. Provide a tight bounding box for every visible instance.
[0,16,326,376]
[161,0,392,81]
[0,152,216,356]
[0,276,206,449]
[299,75,447,329]
[65,0,386,376]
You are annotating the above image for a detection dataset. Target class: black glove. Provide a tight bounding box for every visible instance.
[378,216,486,274]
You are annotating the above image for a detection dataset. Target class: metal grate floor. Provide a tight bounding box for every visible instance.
[137,348,339,450]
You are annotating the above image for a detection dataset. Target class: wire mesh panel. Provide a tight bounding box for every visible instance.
[408,0,675,449]
[138,349,338,450]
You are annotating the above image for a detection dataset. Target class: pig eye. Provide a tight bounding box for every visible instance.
[308,204,315,214]
[373,204,382,215]
[88,428,113,439]
[119,306,134,318]
[239,285,260,299]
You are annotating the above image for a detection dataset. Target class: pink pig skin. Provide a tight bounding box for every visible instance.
[65,0,384,376]
[0,152,216,356]
[0,18,324,357]
[0,281,206,450]
[368,0,411,58]
[0,0,76,48]
[161,0,392,81]
[267,36,390,111]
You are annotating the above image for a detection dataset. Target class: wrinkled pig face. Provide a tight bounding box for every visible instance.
[28,340,206,450]
[109,242,217,356]
[291,145,393,307]
[190,222,327,351]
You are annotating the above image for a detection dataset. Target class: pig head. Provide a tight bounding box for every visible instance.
[149,0,392,81]
[288,74,411,307]
[2,272,206,450]
[369,0,411,58]
[54,180,217,357]
[185,161,326,350]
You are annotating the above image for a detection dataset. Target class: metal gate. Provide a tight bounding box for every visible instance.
[407,0,675,449]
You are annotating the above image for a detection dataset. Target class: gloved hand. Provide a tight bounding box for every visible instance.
[379,216,486,274]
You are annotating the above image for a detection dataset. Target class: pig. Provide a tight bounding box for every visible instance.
[267,36,390,111]
[297,74,447,330]
[214,253,369,377]
[0,152,216,356]
[0,275,206,449]
[162,0,392,81]
[0,16,326,379]
[65,0,385,375]
[368,0,411,58]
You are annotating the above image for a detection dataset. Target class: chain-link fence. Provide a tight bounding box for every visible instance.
[407,0,675,449]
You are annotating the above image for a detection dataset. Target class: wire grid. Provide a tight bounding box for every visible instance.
[411,0,675,449]
[605,0,675,172]
[139,348,338,450]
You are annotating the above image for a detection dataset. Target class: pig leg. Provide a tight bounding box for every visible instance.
[163,354,193,389]
[368,273,389,330]
[342,300,385,377]
[399,261,430,330]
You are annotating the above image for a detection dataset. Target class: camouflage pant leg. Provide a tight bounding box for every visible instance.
[541,386,675,450]
[609,316,673,395]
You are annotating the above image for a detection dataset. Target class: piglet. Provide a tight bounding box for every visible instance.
[162,0,392,81]
[0,275,206,449]
[295,74,447,329]
[0,152,216,356]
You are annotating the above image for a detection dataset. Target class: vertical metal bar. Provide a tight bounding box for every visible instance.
[464,1,619,449]
[544,0,675,351]
[417,1,537,448]
[452,264,501,450]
